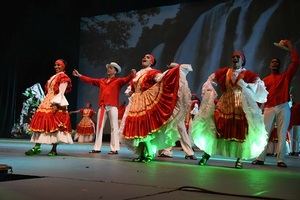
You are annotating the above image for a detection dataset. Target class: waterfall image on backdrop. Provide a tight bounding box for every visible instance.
[78,0,300,110]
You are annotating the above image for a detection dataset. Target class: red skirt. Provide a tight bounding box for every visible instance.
[29,109,71,134]
[76,117,95,135]
[123,67,180,139]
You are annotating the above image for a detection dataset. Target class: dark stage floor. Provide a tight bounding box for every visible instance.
[0,139,300,200]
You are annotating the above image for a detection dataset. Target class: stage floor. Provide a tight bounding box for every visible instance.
[0,138,299,200]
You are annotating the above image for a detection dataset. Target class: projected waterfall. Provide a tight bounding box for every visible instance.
[79,0,300,114]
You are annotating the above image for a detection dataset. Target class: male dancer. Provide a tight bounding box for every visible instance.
[73,62,135,154]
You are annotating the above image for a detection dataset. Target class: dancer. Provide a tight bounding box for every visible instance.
[192,50,268,168]
[70,102,96,143]
[73,62,135,154]
[120,55,191,163]
[252,39,299,167]
[158,63,196,160]
[25,59,73,156]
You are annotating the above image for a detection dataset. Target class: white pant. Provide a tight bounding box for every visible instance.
[266,141,291,155]
[93,106,119,151]
[289,125,300,153]
[266,141,278,155]
[159,121,194,156]
[258,102,291,162]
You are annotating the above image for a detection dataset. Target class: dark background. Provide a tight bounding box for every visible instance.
[0,0,199,138]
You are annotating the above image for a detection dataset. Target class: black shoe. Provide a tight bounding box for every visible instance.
[235,160,243,169]
[158,153,172,158]
[289,152,300,156]
[199,153,210,166]
[251,159,264,165]
[289,152,294,156]
[277,162,287,168]
[89,150,101,153]
[108,151,118,155]
[185,155,197,160]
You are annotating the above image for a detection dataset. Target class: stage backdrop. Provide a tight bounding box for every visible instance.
[77,0,300,123]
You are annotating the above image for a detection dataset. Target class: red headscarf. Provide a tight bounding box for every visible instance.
[55,59,66,68]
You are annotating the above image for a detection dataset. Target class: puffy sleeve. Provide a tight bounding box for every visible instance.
[51,82,69,106]
[118,72,135,86]
[286,49,300,80]
[247,78,268,103]
[237,70,268,103]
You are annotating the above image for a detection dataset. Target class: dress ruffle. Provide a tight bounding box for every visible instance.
[75,108,95,137]
[29,111,62,133]
[74,134,94,143]
[122,67,180,139]
[30,131,73,144]
[74,116,95,142]
[76,126,95,135]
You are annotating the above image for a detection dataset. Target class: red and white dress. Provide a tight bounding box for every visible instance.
[120,65,191,156]
[192,67,268,159]
[74,108,96,143]
[29,71,73,144]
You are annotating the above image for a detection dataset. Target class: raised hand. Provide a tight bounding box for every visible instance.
[72,69,81,77]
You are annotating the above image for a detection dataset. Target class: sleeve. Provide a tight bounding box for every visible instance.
[79,75,101,87]
[286,49,300,80]
[237,78,268,103]
[53,73,71,94]
[50,82,69,106]
[119,72,135,86]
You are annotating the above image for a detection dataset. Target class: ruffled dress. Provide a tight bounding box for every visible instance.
[192,67,269,159]
[29,72,73,144]
[74,108,95,143]
[120,65,191,156]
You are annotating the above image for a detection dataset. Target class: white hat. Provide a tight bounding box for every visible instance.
[106,62,121,73]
